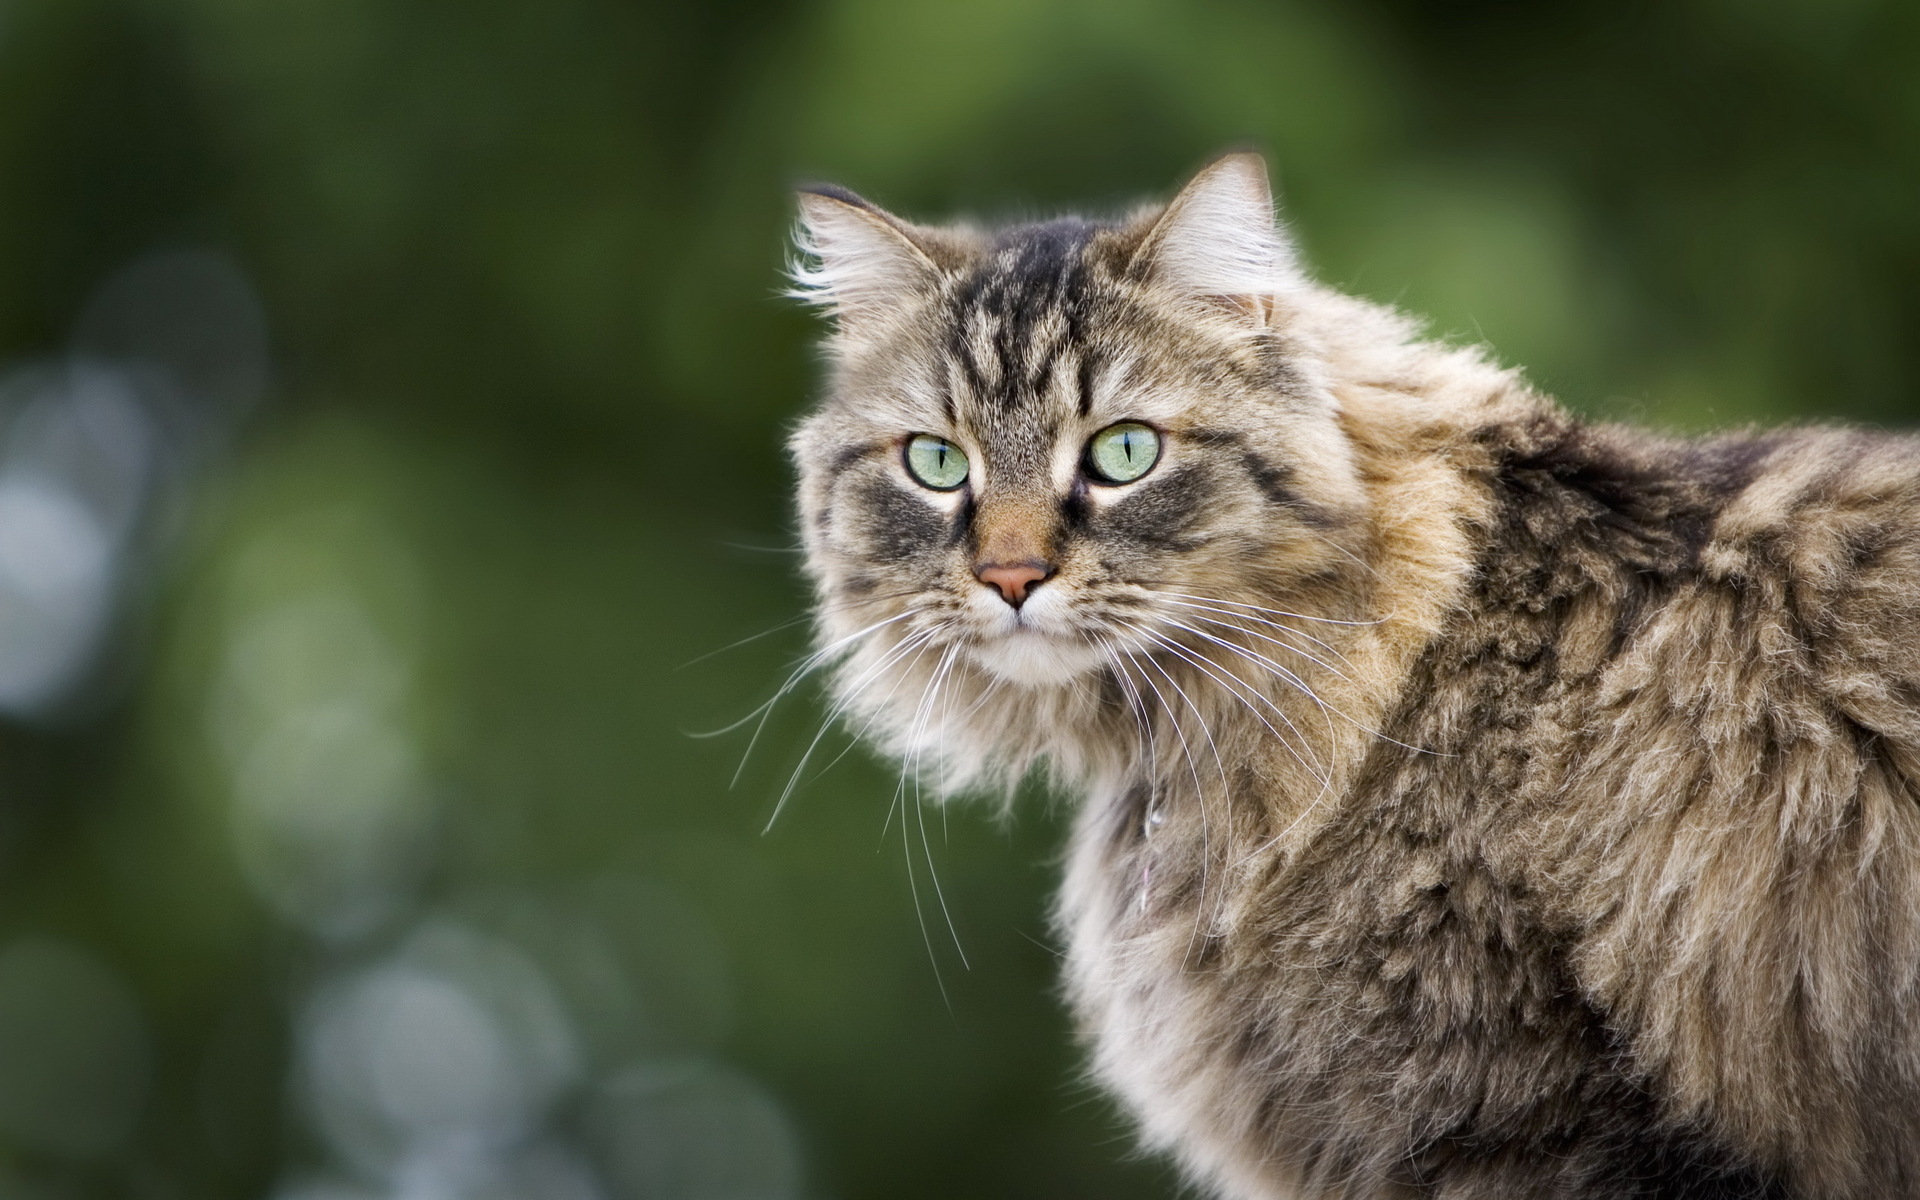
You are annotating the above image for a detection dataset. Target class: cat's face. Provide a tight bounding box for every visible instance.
[791,156,1363,691]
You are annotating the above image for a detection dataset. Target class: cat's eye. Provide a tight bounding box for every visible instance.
[1086,422,1161,484]
[904,434,970,490]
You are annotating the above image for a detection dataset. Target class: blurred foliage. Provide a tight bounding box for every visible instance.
[0,0,1914,1196]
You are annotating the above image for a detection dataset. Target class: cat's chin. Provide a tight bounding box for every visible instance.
[966,629,1106,688]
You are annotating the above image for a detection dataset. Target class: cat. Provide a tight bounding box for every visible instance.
[785,152,1920,1199]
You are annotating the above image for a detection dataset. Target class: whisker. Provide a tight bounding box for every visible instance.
[1138,626,1331,787]
[694,608,915,746]
[1152,597,1357,677]
[1169,618,1443,758]
[1144,599,1445,758]
[1175,681,1343,839]
[893,642,965,1008]
[1151,589,1388,628]
[676,587,925,671]
[767,627,937,831]
[1125,647,1228,963]
[1099,639,1156,776]
[1299,525,1381,579]
[1114,645,1206,809]
[1111,641,1215,924]
[1157,616,1346,763]
[730,607,925,738]
[1145,591,1361,667]
[676,612,817,671]
[717,541,804,555]
[1098,639,1162,863]
[1154,616,1335,723]
[916,646,970,968]
[806,618,975,794]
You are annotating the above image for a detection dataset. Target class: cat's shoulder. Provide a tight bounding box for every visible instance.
[1696,425,1920,744]
[1458,401,1920,741]
[1699,424,1920,613]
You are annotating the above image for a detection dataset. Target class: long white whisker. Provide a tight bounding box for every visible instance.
[802,647,942,788]
[1247,749,1359,863]
[1300,525,1381,579]
[1152,639,1349,846]
[1146,598,1444,758]
[1099,642,1163,868]
[1153,597,1357,677]
[1154,616,1334,720]
[706,609,918,795]
[1152,589,1386,628]
[1144,625,1336,791]
[1142,627,1307,752]
[676,587,927,671]
[1119,645,1205,809]
[864,637,950,845]
[1163,617,1443,758]
[768,628,936,832]
[1116,641,1213,923]
[1146,592,1361,666]
[1100,641,1155,777]
[1158,617,1344,765]
[1140,626,1331,787]
[1143,650,1232,795]
[1127,647,1228,962]
[894,643,963,1007]
[916,646,969,968]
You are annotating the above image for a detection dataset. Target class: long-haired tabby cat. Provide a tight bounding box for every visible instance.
[786,152,1920,1199]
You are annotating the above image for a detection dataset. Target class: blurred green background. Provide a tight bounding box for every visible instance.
[0,1,1914,1196]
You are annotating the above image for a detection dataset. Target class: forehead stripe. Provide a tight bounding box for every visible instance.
[950,218,1098,411]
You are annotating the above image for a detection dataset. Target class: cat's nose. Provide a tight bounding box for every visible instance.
[975,561,1052,608]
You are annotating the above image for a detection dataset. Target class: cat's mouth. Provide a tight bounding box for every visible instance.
[962,587,1109,686]
[966,626,1108,687]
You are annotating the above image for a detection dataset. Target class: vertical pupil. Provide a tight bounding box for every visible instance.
[1121,431,1134,462]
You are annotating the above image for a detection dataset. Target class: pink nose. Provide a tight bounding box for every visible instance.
[975,562,1052,607]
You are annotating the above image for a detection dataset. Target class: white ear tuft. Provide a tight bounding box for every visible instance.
[1133,153,1297,319]
[789,186,940,329]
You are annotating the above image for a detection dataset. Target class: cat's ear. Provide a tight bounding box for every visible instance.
[1131,152,1298,327]
[790,185,942,331]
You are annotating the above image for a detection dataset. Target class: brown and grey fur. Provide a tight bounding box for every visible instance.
[786,154,1920,1199]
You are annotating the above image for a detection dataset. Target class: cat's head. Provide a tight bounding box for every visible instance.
[789,154,1366,697]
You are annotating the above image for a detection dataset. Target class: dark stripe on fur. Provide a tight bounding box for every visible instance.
[950,219,1098,410]
[1059,477,1093,532]
[854,477,949,564]
[1101,463,1212,550]
[796,182,871,209]
[1076,352,1097,417]
[946,321,990,399]
[1185,426,1335,528]
[949,490,975,548]
[830,439,886,476]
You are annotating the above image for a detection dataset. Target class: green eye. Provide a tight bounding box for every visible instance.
[904,434,969,490]
[1086,422,1161,484]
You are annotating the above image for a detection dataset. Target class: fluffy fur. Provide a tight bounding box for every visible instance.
[786,154,1920,1199]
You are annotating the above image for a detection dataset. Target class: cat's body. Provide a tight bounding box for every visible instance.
[788,155,1920,1198]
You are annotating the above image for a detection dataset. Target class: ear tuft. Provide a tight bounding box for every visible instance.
[1132,153,1298,322]
[789,186,941,330]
